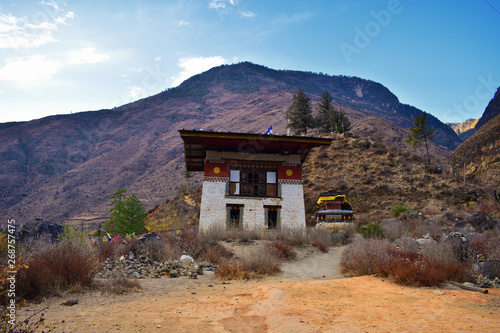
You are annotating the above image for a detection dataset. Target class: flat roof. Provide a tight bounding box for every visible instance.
[179,129,332,171]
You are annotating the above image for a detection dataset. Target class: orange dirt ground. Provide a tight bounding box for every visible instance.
[18,274,500,333]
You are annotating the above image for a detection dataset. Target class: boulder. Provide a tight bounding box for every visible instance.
[14,219,64,243]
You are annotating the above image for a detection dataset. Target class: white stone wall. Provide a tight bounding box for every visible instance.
[198,181,306,232]
[279,183,306,229]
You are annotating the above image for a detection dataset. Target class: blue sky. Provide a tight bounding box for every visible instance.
[1,0,499,124]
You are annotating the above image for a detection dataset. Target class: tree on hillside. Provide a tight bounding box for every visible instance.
[406,113,436,164]
[285,88,316,135]
[183,167,193,190]
[315,90,351,134]
[105,189,148,234]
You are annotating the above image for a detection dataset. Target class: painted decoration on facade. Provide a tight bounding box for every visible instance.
[278,164,302,181]
[204,160,229,178]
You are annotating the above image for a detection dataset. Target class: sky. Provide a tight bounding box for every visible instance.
[1,0,499,124]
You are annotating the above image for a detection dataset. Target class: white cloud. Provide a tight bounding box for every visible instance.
[125,86,147,100]
[0,4,75,49]
[155,56,162,61]
[177,20,190,27]
[171,56,227,87]
[0,55,61,82]
[66,47,110,65]
[0,47,111,84]
[240,11,256,18]
[209,0,227,10]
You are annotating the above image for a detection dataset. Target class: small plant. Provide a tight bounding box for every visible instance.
[266,241,296,260]
[97,268,141,294]
[311,240,329,253]
[390,203,411,217]
[0,306,56,333]
[358,222,384,239]
[214,259,247,280]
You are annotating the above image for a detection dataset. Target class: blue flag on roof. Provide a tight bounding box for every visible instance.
[265,125,273,135]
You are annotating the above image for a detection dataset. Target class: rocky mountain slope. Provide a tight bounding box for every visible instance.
[450,113,500,191]
[446,118,478,141]
[475,86,500,131]
[0,62,460,225]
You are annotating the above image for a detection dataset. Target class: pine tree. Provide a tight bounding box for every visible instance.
[183,167,193,190]
[315,90,351,133]
[406,113,436,164]
[316,90,334,132]
[105,189,148,234]
[285,88,316,134]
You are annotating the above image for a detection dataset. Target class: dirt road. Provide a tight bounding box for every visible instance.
[16,245,500,332]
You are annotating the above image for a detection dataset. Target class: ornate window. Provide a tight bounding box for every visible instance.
[229,166,278,197]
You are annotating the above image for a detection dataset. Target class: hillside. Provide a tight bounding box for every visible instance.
[147,116,468,229]
[475,86,500,131]
[0,62,459,225]
[446,118,478,141]
[450,113,500,191]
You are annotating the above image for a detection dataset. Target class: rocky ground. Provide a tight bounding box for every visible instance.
[16,243,500,332]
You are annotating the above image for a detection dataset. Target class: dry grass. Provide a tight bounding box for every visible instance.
[266,241,297,260]
[340,237,470,286]
[96,268,141,294]
[214,247,281,280]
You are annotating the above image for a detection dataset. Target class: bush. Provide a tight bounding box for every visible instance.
[388,250,466,286]
[17,237,99,301]
[97,268,141,294]
[340,238,394,276]
[214,248,281,280]
[266,241,296,260]
[390,204,411,218]
[340,237,469,286]
[312,240,329,253]
[381,219,403,241]
[202,245,233,264]
[214,259,247,280]
[358,222,384,239]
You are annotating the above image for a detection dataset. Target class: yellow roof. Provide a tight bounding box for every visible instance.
[317,194,346,205]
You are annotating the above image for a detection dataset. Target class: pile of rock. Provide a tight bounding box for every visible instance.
[96,252,211,279]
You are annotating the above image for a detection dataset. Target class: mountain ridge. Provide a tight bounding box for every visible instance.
[0,62,460,225]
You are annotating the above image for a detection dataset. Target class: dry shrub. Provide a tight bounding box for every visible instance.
[307,228,333,247]
[241,250,282,277]
[340,238,394,277]
[341,238,468,286]
[202,245,233,264]
[97,268,141,294]
[97,240,133,263]
[381,219,403,241]
[311,240,329,253]
[266,241,296,260]
[215,259,248,280]
[279,227,308,246]
[475,230,500,260]
[162,230,203,259]
[18,239,99,301]
[198,226,227,246]
[388,251,466,286]
[214,248,281,280]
